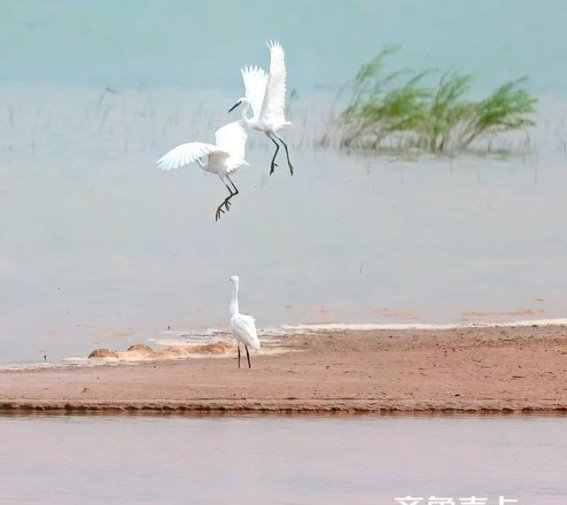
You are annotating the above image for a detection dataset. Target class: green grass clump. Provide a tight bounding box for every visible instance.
[338,47,537,154]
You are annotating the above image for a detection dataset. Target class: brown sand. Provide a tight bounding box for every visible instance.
[1,325,567,415]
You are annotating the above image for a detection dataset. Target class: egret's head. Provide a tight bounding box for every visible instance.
[229,275,240,284]
[228,98,245,113]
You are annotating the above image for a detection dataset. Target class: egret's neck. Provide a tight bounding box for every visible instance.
[230,282,239,316]
[241,100,254,126]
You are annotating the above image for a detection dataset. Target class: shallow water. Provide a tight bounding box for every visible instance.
[1,87,567,364]
[0,415,565,504]
[2,2,567,364]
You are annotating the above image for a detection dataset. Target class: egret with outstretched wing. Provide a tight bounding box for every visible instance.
[229,41,294,175]
[157,121,249,221]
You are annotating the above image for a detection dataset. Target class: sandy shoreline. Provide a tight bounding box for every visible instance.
[1,325,567,415]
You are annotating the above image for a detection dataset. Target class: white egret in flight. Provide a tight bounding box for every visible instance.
[229,41,294,176]
[157,121,249,221]
[229,275,260,368]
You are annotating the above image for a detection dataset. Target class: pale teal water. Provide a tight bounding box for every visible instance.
[1,2,567,364]
[0,415,566,504]
[1,0,567,93]
[2,87,567,364]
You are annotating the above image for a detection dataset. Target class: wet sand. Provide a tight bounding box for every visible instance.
[1,325,567,414]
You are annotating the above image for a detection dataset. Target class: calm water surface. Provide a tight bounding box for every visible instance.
[1,88,567,363]
[2,2,567,363]
[0,415,565,505]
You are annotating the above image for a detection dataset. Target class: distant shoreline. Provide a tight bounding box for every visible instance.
[1,324,566,415]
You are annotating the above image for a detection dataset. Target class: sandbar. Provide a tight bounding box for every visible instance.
[1,324,566,415]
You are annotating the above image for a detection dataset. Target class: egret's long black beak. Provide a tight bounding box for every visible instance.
[228,100,242,113]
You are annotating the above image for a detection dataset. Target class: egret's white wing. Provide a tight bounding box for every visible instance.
[260,41,287,124]
[241,65,268,120]
[157,142,217,171]
[231,314,260,350]
[214,121,248,160]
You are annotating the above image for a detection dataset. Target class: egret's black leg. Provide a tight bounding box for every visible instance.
[237,343,241,369]
[221,178,239,215]
[274,133,294,175]
[215,183,234,221]
[226,178,239,208]
[222,184,234,212]
[267,133,280,175]
[245,345,251,368]
[228,178,239,196]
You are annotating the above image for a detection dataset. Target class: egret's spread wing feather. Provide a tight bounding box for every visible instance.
[231,314,260,350]
[261,41,287,124]
[157,142,217,171]
[214,121,248,160]
[241,65,268,120]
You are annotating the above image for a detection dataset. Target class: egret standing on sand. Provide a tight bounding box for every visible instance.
[157,121,249,221]
[229,275,260,368]
[229,41,294,176]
